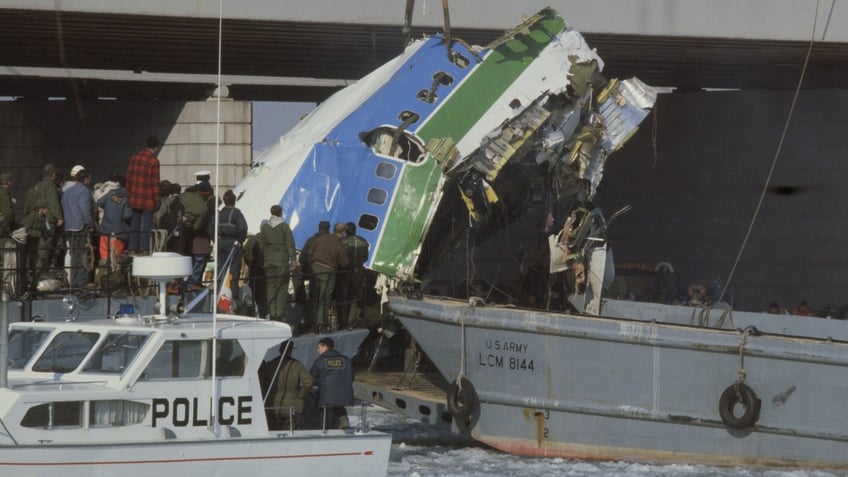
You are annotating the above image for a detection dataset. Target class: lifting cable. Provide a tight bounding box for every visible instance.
[718,0,820,303]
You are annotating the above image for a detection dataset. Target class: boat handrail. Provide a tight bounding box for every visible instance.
[0,416,17,445]
[11,379,109,390]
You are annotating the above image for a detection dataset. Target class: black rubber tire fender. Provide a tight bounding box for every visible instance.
[446,377,479,420]
[718,383,761,429]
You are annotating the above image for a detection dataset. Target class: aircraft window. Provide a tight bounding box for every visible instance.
[362,127,425,163]
[433,71,454,86]
[359,214,379,231]
[450,52,470,68]
[376,162,396,179]
[417,89,438,103]
[398,111,420,124]
[7,328,51,369]
[90,400,149,427]
[21,401,83,428]
[139,339,245,380]
[417,71,454,104]
[367,188,388,205]
[32,331,100,373]
[83,332,151,374]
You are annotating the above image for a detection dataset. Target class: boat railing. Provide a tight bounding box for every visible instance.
[0,416,16,445]
[264,402,374,435]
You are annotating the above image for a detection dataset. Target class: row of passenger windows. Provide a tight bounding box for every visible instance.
[357,161,396,233]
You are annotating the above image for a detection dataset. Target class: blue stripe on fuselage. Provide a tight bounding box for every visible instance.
[280,36,478,257]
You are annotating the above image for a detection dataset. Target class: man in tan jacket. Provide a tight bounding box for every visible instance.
[307,222,349,332]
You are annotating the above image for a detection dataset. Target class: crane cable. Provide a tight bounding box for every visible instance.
[718,0,820,304]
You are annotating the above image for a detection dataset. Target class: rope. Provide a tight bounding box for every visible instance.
[714,307,734,329]
[457,304,466,388]
[718,0,820,303]
[735,326,756,387]
[690,304,735,329]
[457,212,472,388]
[151,229,168,253]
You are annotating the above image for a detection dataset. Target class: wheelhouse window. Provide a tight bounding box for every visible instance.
[32,331,100,373]
[139,339,245,380]
[8,328,51,369]
[21,401,82,428]
[83,332,151,374]
[20,400,149,429]
[90,400,149,427]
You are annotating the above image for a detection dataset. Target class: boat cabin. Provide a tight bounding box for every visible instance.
[1,314,291,444]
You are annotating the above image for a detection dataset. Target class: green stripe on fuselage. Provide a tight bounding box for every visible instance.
[372,11,565,277]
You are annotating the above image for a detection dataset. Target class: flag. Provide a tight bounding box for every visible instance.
[217,272,233,313]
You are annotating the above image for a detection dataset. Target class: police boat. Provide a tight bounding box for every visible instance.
[0,252,391,477]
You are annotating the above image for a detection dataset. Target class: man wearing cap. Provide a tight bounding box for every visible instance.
[125,136,160,254]
[0,172,17,293]
[258,205,297,323]
[176,182,213,291]
[194,170,211,185]
[29,164,64,278]
[62,165,85,192]
[61,169,96,289]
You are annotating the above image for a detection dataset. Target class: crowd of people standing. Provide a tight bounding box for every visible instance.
[246,211,371,334]
[0,135,372,336]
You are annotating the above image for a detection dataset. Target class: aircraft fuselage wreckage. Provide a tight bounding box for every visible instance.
[233,8,656,291]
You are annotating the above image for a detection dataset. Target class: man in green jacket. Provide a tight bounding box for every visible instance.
[271,340,312,430]
[258,205,296,323]
[21,200,48,290]
[176,184,212,290]
[29,164,63,280]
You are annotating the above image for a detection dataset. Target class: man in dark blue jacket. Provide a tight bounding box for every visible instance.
[216,189,248,302]
[309,337,354,429]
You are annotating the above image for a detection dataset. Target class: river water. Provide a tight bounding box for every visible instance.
[359,406,842,477]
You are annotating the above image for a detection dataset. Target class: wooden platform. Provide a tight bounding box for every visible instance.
[354,371,456,431]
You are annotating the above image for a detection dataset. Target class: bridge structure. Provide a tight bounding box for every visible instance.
[1,0,846,102]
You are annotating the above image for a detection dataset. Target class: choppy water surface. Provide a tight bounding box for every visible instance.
[357,406,843,477]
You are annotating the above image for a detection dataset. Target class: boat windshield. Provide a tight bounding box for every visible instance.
[139,339,246,380]
[7,328,52,369]
[32,331,100,373]
[82,332,152,374]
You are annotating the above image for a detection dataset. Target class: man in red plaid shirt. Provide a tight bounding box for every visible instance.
[125,135,161,254]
